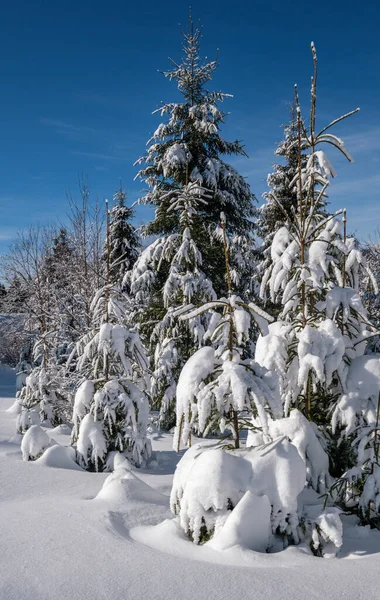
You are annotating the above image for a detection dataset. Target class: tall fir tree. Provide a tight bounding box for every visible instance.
[134,14,257,297]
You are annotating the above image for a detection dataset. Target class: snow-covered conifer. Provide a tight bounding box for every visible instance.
[134,15,257,298]
[174,213,281,451]
[130,16,261,423]
[258,106,310,240]
[256,44,378,501]
[257,106,308,313]
[105,184,140,287]
[71,201,151,471]
[257,44,375,424]
[130,180,216,427]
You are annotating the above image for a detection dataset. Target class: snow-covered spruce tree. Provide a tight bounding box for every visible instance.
[70,201,151,471]
[257,105,309,314]
[129,178,216,428]
[16,332,67,432]
[134,15,257,299]
[104,184,140,287]
[174,211,281,451]
[256,44,378,487]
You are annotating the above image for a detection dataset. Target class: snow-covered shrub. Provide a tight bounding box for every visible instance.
[171,443,252,543]
[171,438,306,548]
[21,425,50,461]
[300,493,343,557]
[75,379,151,471]
[15,348,67,432]
[16,371,42,433]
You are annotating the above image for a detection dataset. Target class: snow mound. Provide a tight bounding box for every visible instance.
[96,468,168,507]
[106,451,133,472]
[208,490,271,552]
[304,503,343,556]
[49,423,72,435]
[21,425,50,461]
[35,444,83,470]
[6,399,21,414]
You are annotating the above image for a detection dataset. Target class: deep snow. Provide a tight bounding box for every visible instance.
[1,372,380,599]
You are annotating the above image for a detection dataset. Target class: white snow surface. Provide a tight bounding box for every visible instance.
[2,389,380,599]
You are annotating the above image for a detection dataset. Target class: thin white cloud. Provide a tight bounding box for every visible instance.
[328,174,380,197]
[40,118,103,137]
[72,151,129,162]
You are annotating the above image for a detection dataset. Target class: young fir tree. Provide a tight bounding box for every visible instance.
[174,212,281,452]
[258,106,304,240]
[134,15,257,297]
[256,43,377,493]
[257,106,309,315]
[105,184,140,287]
[130,178,216,427]
[70,201,151,471]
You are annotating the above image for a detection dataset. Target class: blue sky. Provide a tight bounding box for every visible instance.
[0,0,379,255]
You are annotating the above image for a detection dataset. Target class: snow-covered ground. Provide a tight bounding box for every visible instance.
[1,368,380,599]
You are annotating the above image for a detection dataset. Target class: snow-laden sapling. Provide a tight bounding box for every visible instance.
[257,43,376,435]
[70,201,151,472]
[329,359,380,525]
[16,334,66,433]
[21,424,50,461]
[174,212,281,451]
